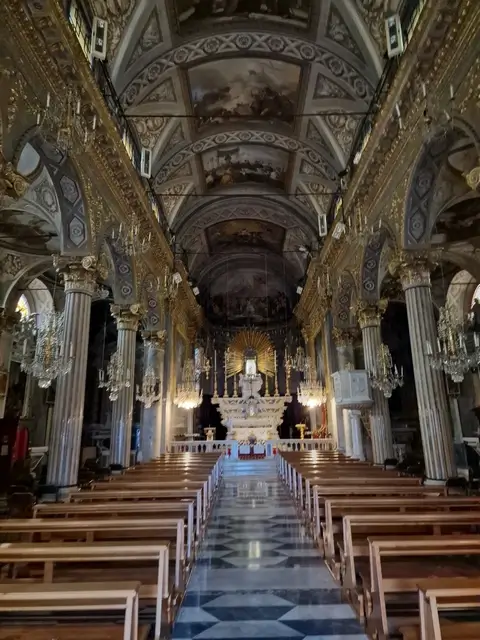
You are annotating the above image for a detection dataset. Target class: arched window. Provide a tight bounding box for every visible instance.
[16,294,30,319]
[472,284,480,308]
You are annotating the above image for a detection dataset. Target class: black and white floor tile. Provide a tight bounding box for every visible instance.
[172,459,367,640]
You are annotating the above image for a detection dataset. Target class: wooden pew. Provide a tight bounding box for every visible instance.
[368,537,480,640]
[0,582,144,640]
[70,488,205,532]
[0,542,169,640]
[33,500,196,562]
[417,578,480,640]
[323,496,480,561]
[0,517,185,592]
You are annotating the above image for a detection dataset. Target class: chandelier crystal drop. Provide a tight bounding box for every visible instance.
[426,304,480,383]
[369,343,404,398]
[20,311,73,389]
[111,214,151,257]
[297,357,326,408]
[98,350,131,402]
[174,358,202,410]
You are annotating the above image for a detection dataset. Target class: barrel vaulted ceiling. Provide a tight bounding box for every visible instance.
[100,0,391,324]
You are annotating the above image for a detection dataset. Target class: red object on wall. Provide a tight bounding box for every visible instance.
[11,426,29,465]
[227,447,231,458]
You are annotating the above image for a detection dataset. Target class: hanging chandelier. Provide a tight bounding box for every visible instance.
[136,362,161,408]
[111,214,151,257]
[174,358,201,410]
[298,357,326,408]
[20,311,73,389]
[369,343,404,398]
[345,212,382,247]
[98,350,131,402]
[194,346,211,380]
[426,304,480,383]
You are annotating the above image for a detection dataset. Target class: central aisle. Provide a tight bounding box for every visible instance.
[173,459,367,640]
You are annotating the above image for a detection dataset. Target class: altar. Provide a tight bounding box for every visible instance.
[211,330,291,450]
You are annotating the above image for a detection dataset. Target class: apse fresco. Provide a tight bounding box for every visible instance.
[206,219,285,254]
[202,144,288,189]
[188,58,301,127]
[175,0,311,28]
[206,292,290,324]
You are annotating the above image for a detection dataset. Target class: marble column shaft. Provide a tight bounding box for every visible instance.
[46,263,95,489]
[399,260,456,480]
[349,410,365,461]
[110,306,141,468]
[343,408,353,457]
[332,327,356,452]
[140,330,166,462]
[357,302,394,464]
[161,310,175,453]
[302,328,318,430]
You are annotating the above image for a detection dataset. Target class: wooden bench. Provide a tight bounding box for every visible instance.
[33,500,196,561]
[0,542,170,640]
[0,517,185,591]
[368,537,480,640]
[0,581,144,640]
[70,488,205,532]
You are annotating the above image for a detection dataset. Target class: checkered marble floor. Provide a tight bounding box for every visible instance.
[172,458,367,640]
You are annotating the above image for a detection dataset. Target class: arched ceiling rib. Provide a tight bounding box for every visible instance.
[104,0,385,325]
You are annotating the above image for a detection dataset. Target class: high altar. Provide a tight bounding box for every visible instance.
[212,330,291,449]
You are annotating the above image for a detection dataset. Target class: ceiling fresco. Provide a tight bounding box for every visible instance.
[205,219,286,254]
[188,58,301,128]
[202,144,289,190]
[110,0,384,323]
[174,0,312,30]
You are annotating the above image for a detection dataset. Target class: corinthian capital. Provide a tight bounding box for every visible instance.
[142,329,167,349]
[111,303,145,331]
[354,299,388,329]
[332,327,357,348]
[464,164,480,192]
[389,250,439,290]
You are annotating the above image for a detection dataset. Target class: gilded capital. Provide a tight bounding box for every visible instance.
[464,164,480,191]
[355,299,388,329]
[142,329,167,350]
[332,327,357,349]
[0,156,29,201]
[111,303,145,331]
[389,250,437,290]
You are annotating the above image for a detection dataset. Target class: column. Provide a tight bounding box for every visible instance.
[343,408,353,456]
[109,304,142,468]
[0,311,20,418]
[140,330,166,462]
[332,327,356,452]
[322,313,341,446]
[349,409,365,460]
[396,255,456,480]
[302,325,318,431]
[356,300,394,464]
[161,308,175,453]
[46,260,96,491]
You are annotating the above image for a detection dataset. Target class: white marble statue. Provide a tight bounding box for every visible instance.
[238,373,263,398]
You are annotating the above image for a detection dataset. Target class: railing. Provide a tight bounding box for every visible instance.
[168,439,336,457]
[63,0,170,234]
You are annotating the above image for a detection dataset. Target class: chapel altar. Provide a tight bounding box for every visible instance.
[211,330,291,448]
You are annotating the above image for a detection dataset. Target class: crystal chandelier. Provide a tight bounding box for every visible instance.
[20,311,73,389]
[369,343,404,398]
[111,214,151,257]
[298,357,326,408]
[174,358,201,410]
[99,350,131,402]
[345,212,381,247]
[13,314,37,361]
[37,90,97,152]
[194,346,211,380]
[426,304,480,383]
[136,362,161,408]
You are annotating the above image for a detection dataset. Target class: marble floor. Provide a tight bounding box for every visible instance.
[172,458,367,640]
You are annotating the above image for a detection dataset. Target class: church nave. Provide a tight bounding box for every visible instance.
[173,460,367,640]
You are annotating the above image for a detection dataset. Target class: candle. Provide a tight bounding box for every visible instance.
[436,337,441,352]
[450,84,454,100]
[92,115,97,130]
[426,341,432,355]
[421,83,427,99]
[36,112,41,125]
[69,343,73,358]
[76,99,81,115]
[46,92,50,109]
[475,333,479,348]
[395,103,400,118]
[23,339,27,356]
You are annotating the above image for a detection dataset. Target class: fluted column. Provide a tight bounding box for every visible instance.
[0,311,20,418]
[332,327,356,452]
[109,304,142,468]
[302,326,318,430]
[161,308,175,452]
[396,255,456,480]
[140,330,166,461]
[356,300,394,464]
[46,260,97,490]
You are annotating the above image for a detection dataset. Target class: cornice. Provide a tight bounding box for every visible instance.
[301,0,478,296]
[4,0,202,327]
